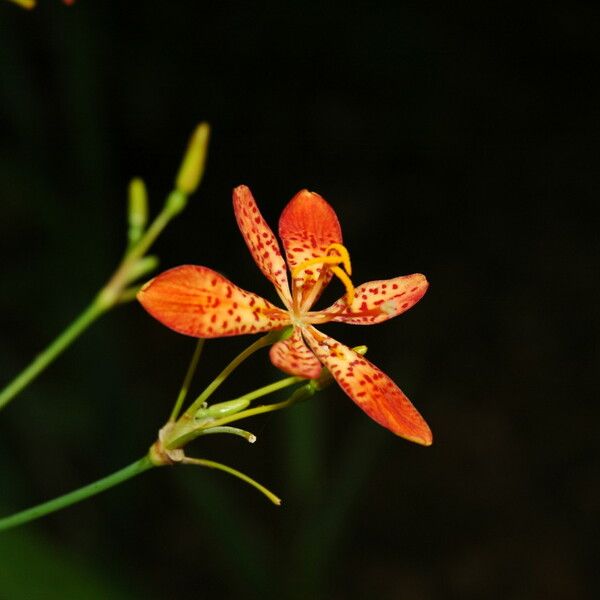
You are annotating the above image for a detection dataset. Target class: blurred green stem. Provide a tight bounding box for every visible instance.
[182,329,287,420]
[0,456,153,533]
[169,339,205,422]
[0,298,106,411]
[0,196,184,413]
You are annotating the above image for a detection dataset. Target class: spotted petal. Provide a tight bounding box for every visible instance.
[269,327,322,379]
[279,190,342,309]
[322,274,428,325]
[137,265,290,338]
[304,327,432,445]
[233,185,292,307]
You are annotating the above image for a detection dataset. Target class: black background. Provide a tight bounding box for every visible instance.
[0,1,597,599]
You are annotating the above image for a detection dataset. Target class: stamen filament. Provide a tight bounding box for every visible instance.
[330,265,355,306]
[291,255,345,277]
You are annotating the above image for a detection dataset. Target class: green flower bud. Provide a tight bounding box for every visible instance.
[127,178,148,244]
[195,398,251,421]
[175,122,210,195]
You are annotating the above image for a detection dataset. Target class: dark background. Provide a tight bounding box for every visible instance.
[0,1,597,598]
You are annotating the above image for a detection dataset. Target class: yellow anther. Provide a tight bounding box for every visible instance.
[326,243,352,276]
[330,265,355,306]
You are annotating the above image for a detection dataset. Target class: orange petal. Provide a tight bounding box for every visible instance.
[279,190,342,309]
[269,327,323,379]
[304,327,432,445]
[137,265,291,338]
[233,185,292,307]
[322,274,429,325]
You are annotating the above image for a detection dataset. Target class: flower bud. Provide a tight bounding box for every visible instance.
[175,122,210,195]
[127,178,148,244]
[195,398,250,421]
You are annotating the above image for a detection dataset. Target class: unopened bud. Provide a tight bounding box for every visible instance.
[175,122,210,195]
[127,178,148,244]
[195,398,250,421]
[8,0,36,9]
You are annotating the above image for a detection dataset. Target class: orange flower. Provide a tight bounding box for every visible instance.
[138,186,432,445]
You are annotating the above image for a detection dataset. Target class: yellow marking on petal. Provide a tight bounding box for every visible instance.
[330,266,355,306]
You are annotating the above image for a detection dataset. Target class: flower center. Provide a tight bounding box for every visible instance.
[291,242,355,307]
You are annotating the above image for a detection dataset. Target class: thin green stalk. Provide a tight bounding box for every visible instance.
[0,203,180,413]
[99,200,182,306]
[203,384,316,430]
[197,426,256,442]
[0,456,153,532]
[0,298,107,411]
[230,376,303,405]
[182,457,281,505]
[166,376,303,449]
[0,125,209,412]
[117,285,143,304]
[169,339,205,422]
[183,332,278,419]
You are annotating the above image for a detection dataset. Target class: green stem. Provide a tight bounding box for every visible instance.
[169,339,205,422]
[229,376,303,405]
[123,203,175,264]
[117,285,143,304]
[0,198,183,413]
[182,457,281,505]
[0,456,154,533]
[0,298,107,411]
[101,202,180,304]
[183,332,277,419]
[203,384,316,430]
[197,426,256,442]
[166,376,303,449]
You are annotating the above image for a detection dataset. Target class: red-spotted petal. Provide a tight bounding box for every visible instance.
[321,274,429,325]
[279,190,342,309]
[304,327,432,445]
[233,185,292,306]
[137,265,291,338]
[269,327,322,379]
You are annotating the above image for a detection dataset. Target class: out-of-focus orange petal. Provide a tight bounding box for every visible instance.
[233,185,292,307]
[279,190,342,308]
[137,265,290,338]
[304,327,432,445]
[269,327,322,379]
[321,274,429,325]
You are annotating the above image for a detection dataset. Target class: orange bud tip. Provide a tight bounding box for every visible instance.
[407,428,433,447]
